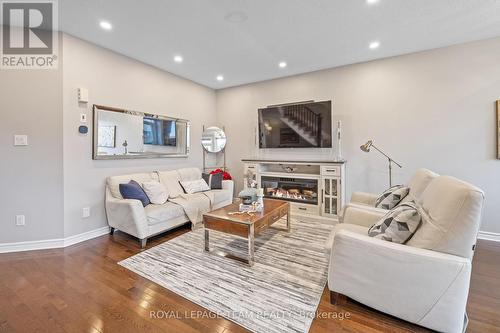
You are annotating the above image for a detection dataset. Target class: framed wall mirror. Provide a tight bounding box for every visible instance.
[201,126,227,153]
[93,105,190,160]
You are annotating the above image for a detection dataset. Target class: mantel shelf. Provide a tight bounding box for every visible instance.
[242,158,346,165]
[259,171,321,179]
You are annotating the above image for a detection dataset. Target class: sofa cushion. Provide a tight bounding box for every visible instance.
[144,202,186,225]
[375,185,410,210]
[406,176,485,259]
[401,168,439,204]
[119,180,151,207]
[107,172,155,199]
[177,168,202,181]
[324,223,368,254]
[142,181,169,205]
[368,202,422,244]
[157,170,184,198]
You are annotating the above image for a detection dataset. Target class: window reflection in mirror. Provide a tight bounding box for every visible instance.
[93,105,190,159]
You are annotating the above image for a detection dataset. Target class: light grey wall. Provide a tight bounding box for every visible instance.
[216,37,500,234]
[62,34,217,237]
[0,42,64,243]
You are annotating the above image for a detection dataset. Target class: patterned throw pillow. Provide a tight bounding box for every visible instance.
[202,172,223,190]
[368,202,422,243]
[179,179,210,194]
[375,185,410,209]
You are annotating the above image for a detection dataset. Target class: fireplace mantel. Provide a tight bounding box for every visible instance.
[241,158,346,165]
[242,159,346,220]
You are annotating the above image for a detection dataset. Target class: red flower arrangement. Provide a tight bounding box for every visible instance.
[210,168,232,180]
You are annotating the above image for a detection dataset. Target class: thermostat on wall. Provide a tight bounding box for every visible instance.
[78,125,88,134]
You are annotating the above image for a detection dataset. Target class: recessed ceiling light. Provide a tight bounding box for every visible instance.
[216,75,224,81]
[369,41,380,49]
[279,61,287,68]
[366,0,379,4]
[174,55,183,63]
[99,21,112,30]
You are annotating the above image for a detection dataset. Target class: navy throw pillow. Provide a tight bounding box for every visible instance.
[119,180,151,207]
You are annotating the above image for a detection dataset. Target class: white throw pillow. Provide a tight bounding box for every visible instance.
[179,179,210,194]
[142,181,169,205]
[157,170,184,198]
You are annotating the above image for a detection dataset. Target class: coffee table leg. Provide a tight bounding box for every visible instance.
[248,225,255,266]
[204,229,210,252]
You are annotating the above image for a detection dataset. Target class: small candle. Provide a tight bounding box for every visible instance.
[256,188,264,197]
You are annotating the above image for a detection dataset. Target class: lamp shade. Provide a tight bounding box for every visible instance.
[360,140,373,152]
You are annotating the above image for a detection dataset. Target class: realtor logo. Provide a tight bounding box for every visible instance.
[1,0,58,69]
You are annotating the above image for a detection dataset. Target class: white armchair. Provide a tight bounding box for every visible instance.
[349,191,379,206]
[341,168,439,222]
[327,175,485,333]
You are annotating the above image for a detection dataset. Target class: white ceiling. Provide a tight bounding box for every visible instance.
[60,0,500,89]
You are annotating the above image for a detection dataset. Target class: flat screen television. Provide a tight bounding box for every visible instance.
[143,117,176,146]
[258,101,332,148]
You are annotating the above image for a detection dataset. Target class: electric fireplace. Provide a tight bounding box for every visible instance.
[261,176,318,205]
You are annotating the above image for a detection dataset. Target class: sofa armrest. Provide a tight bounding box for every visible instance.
[350,191,379,206]
[222,180,234,199]
[328,230,471,333]
[105,188,148,239]
[341,204,387,227]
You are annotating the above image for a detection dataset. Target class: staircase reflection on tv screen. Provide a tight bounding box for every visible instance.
[258,101,332,148]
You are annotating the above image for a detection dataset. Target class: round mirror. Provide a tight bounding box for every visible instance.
[201,126,227,153]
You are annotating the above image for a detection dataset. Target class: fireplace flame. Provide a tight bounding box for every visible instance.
[270,188,306,200]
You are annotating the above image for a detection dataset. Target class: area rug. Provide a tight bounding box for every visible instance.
[119,218,333,333]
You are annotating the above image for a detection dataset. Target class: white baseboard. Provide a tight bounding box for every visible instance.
[63,226,111,247]
[0,226,110,254]
[0,238,65,254]
[478,231,500,242]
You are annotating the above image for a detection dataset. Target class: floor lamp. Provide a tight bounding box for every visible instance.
[360,140,402,187]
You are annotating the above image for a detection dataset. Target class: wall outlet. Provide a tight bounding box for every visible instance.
[82,207,90,218]
[14,135,28,146]
[16,215,25,226]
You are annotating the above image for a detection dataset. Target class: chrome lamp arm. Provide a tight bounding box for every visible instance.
[360,140,402,187]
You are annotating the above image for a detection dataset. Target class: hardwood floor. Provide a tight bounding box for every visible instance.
[0,227,499,333]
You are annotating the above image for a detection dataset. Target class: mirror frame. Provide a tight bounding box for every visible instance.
[92,104,191,160]
[201,126,227,153]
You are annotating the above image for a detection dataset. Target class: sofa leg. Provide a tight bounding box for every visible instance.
[462,312,469,333]
[330,291,347,305]
[140,238,147,249]
[109,227,115,235]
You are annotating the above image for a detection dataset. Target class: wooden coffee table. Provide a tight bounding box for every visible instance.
[202,199,290,266]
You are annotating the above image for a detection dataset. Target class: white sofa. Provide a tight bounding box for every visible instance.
[327,175,485,333]
[105,167,233,248]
